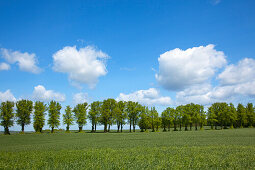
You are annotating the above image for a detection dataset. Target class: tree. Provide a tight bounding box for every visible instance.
[0,101,15,135]
[88,101,101,132]
[33,101,47,133]
[161,107,174,132]
[138,106,150,132]
[132,103,143,132]
[176,105,184,131]
[198,105,206,130]
[73,102,88,132]
[161,109,168,132]
[246,103,255,128]
[117,101,127,132]
[106,99,116,132]
[150,107,158,132]
[229,103,237,129]
[126,101,135,132]
[217,103,229,129]
[170,107,179,131]
[182,104,192,131]
[237,103,247,128]
[16,100,33,133]
[193,104,202,131]
[48,100,62,133]
[63,105,74,132]
[154,116,161,131]
[100,99,111,133]
[207,103,221,129]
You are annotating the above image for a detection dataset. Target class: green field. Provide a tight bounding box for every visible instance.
[0,128,255,169]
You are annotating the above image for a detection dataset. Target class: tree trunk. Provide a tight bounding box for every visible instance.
[104,123,107,133]
[117,123,120,133]
[189,123,192,131]
[133,120,135,132]
[185,125,188,131]
[129,119,132,132]
[179,124,182,131]
[167,124,170,131]
[21,123,25,133]
[174,123,177,131]
[40,128,42,133]
[92,122,94,132]
[121,123,123,133]
[108,124,110,132]
[195,123,198,130]
[95,123,97,132]
[152,121,154,132]
[79,126,82,132]
[51,127,54,133]
[163,126,166,132]
[4,126,10,135]
[66,125,69,132]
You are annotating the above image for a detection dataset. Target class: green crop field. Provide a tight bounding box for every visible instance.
[0,128,255,169]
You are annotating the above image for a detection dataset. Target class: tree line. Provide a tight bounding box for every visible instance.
[0,99,255,135]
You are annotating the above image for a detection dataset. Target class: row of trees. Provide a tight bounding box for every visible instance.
[1,99,255,135]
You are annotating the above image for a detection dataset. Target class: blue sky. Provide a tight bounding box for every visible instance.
[1,0,255,131]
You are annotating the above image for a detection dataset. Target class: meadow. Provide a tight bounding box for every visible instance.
[0,128,255,169]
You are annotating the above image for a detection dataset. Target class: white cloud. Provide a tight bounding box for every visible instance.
[116,88,172,106]
[156,44,227,90]
[53,46,109,88]
[0,90,16,102]
[218,58,255,85]
[176,82,255,106]
[0,62,10,71]
[72,92,89,105]
[32,85,65,102]
[0,48,41,74]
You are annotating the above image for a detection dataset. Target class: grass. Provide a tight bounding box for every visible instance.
[0,128,255,169]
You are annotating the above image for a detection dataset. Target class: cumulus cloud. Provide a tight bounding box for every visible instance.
[73,92,89,105]
[0,90,16,102]
[176,80,255,106]
[53,46,109,88]
[0,62,10,71]
[32,85,65,102]
[116,88,172,106]
[0,48,41,73]
[156,44,227,90]
[218,58,255,85]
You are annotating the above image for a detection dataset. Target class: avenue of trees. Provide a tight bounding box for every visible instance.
[1,99,255,135]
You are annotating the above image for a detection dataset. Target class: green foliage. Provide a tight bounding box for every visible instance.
[99,99,116,132]
[48,101,62,133]
[150,107,158,132]
[63,105,74,132]
[16,100,33,132]
[0,101,15,135]
[237,103,247,128]
[33,101,47,133]
[114,101,127,132]
[138,106,150,132]
[88,101,101,132]
[229,103,237,128]
[246,103,255,127]
[73,102,88,132]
